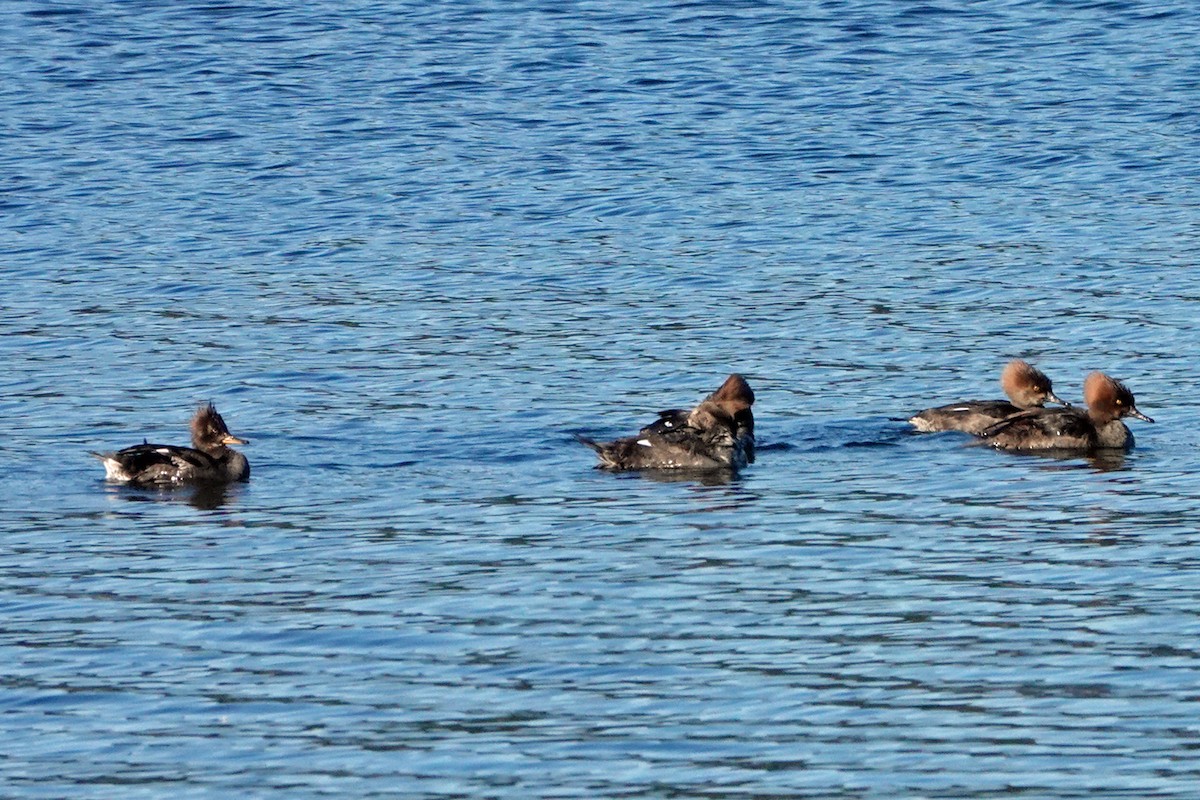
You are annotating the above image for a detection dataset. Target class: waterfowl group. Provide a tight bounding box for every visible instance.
[89,362,1154,489]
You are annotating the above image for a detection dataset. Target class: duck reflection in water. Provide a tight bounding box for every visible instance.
[626,465,741,486]
[103,480,242,510]
[983,445,1131,473]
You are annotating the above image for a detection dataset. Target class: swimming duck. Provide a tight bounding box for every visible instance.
[578,374,755,470]
[908,359,1067,434]
[90,403,250,485]
[980,371,1152,451]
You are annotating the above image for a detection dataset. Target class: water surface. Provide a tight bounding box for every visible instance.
[4,1,1200,797]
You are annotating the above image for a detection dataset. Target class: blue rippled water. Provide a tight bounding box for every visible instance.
[5,1,1200,797]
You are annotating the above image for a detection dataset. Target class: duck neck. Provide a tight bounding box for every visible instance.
[1092,420,1133,450]
[1087,406,1119,426]
[221,450,250,480]
[197,442,231,458]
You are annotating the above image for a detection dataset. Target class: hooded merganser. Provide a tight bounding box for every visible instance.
[908,359,1067,434]
[90,403,250,485]
[980,371,1153,451]
[578,374,755,470]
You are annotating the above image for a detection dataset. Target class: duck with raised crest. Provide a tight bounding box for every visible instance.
[90,403,250,485]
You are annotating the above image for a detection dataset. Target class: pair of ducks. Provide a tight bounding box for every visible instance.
[96,378,756,485]
[94,382,755,486]
[908,359,1153,450]
[577,362,1152,473]
[92,363,1151,485]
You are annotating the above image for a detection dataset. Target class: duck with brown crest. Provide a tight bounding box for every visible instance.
[909,359,1068,435]
[980,372,1152,451]
[90,403,250,485]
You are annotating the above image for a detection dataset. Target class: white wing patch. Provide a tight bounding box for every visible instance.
[637,439,652,447]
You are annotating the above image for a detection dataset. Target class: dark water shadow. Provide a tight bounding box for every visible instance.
[100,481,244,510]
[627,466,742,486]
[983,446,1130,473]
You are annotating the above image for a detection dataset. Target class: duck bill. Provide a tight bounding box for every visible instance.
[222,434,249,445]
[1047,392,1070,407]
[1128,408,1154,423]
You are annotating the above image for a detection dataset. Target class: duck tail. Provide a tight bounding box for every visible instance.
[574,434,603,452]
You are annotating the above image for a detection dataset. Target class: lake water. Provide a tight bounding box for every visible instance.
[5,1,1200,797]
